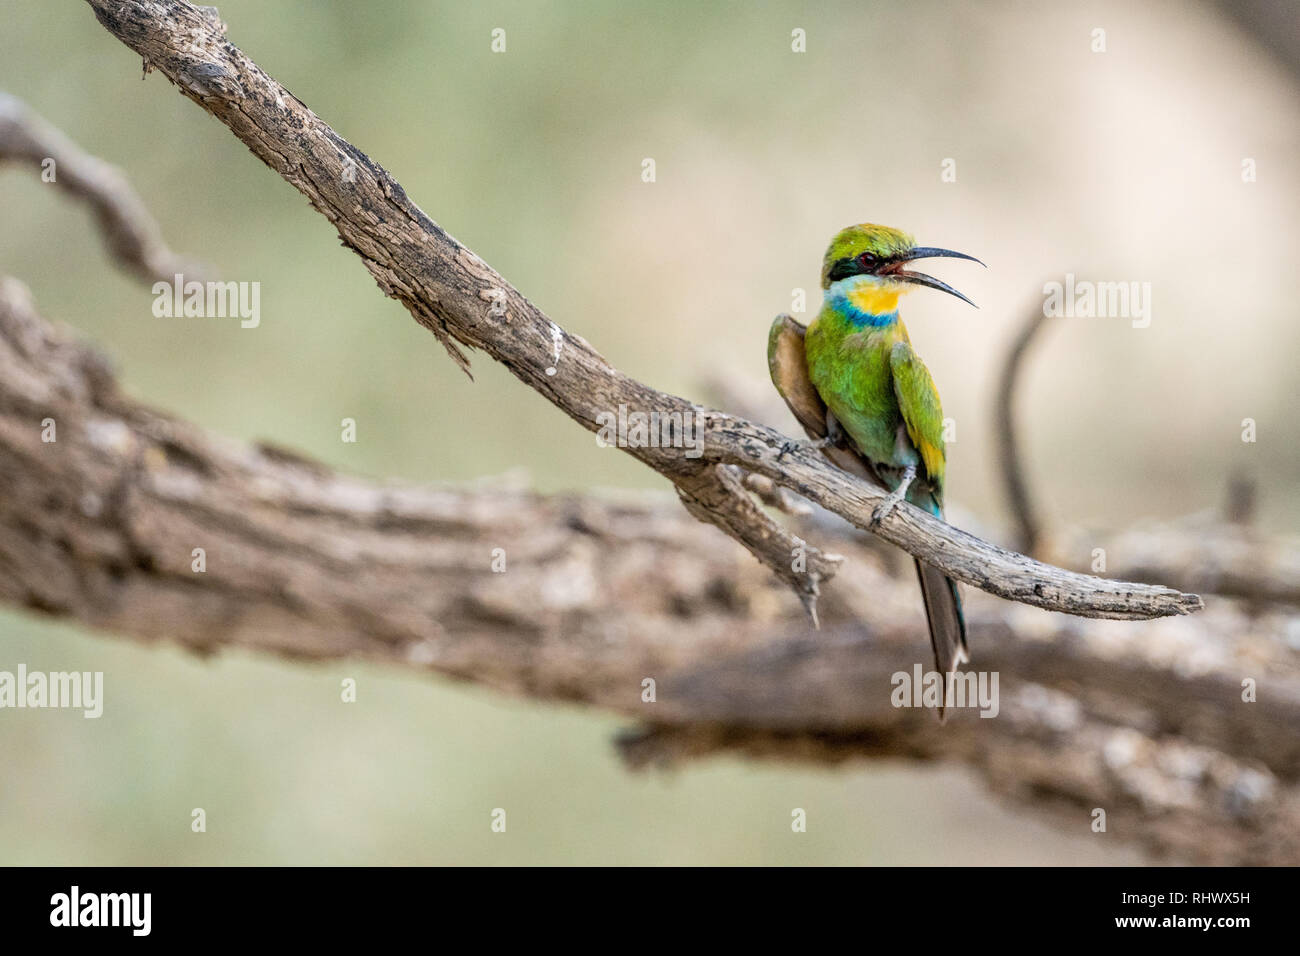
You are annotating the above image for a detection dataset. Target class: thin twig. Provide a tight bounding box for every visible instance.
[993,302,1050,556]
[0,92,207,284]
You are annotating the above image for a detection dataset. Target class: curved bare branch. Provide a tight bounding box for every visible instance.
[78,0,1202,622]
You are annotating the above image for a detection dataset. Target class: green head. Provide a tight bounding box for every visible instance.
[820,223,983,308]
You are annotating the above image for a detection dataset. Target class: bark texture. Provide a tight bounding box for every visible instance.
[1,276,1296,865]
[0,3,1288,864]
[71,0,1202,623]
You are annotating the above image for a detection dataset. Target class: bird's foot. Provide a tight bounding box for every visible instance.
[869,490,905,528]
[777,435,834,461]
[870,465,916,528]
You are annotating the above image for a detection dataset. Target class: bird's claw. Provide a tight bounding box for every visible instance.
[869,464,916,528]
[869,495,902,528]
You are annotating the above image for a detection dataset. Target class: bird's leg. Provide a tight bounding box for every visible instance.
[777,410,844,461]
[870,464,916,527]
[823,408,844,445]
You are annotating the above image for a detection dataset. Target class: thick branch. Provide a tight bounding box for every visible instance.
[80,0,1202,622]
[2,274,1297,865]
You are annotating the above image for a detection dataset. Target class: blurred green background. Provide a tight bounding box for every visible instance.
[1,0,1295,864]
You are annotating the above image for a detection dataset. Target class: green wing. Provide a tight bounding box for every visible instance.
[889,340,946,495]
[889,341,966,687]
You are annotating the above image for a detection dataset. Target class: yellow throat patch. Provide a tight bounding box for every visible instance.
[846,280,908,316]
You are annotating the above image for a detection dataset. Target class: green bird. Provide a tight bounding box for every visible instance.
[770,223,983,697]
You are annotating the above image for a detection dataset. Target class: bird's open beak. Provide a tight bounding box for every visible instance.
[889,246,985,308]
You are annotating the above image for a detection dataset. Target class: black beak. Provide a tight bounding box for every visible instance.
[891,246,985,308]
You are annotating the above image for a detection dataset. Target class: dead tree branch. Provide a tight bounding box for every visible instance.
[1053,518,1300,609]
[1,274,1296,864]
[0,92,206,284]
[0,100,1291,862]
[77,0,1202,623]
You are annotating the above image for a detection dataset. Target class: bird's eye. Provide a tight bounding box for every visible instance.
[857,252,878,269]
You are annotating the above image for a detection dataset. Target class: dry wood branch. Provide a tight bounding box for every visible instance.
[0,93,206,284]
[1053,518,1300,609]
[2,275,1296,864]
[79,0,1202,624]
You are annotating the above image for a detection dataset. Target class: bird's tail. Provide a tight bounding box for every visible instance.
[914,559,968,722]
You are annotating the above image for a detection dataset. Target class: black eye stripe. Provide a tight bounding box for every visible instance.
[827,258,859,282]
[827,253,892,282]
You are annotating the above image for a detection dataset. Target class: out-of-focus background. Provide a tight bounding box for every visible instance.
[0,0,1296,864]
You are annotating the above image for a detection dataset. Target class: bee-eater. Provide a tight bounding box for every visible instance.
[776,223,982,703]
